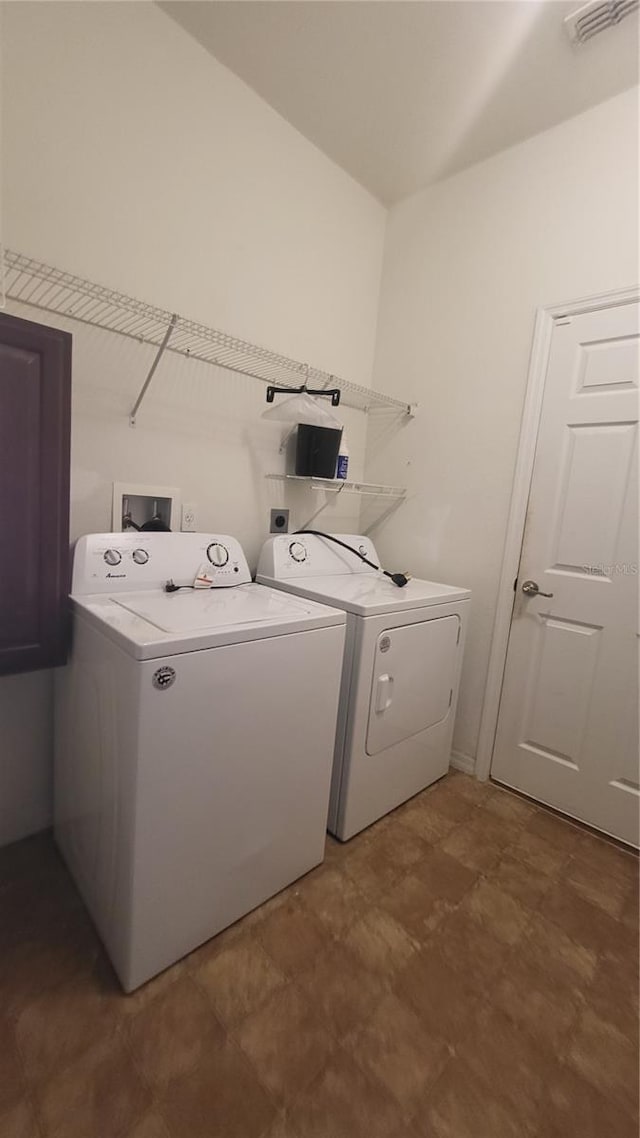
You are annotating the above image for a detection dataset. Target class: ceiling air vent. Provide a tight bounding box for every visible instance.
[564,0,639,44]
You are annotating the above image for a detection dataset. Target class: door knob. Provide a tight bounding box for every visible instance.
[522,579,554,598]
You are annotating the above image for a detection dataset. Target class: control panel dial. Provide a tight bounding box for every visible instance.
[132,549,149,565]
[103,549,122,566]
[289,541,307,563]
[207,542,229,567]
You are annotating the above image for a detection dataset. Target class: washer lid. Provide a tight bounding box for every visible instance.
[256,572,471,616]
[73,582,345,659]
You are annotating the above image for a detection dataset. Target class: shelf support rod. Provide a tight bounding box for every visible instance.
[129,313,178,426]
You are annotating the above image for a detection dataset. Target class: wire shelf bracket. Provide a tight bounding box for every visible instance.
[265,474,407,498]
[3,250,417,420]
[265,474,407,532]
[129,314,178,426]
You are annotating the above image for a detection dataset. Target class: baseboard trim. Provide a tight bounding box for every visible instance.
[450,750,476,777]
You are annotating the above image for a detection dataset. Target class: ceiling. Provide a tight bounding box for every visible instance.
[160,1,640,204]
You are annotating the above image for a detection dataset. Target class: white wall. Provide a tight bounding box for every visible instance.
[367,88,640,768]
[0,1,386,845]
[0,673,52,846]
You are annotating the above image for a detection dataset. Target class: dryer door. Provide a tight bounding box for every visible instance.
[366,615,460,756]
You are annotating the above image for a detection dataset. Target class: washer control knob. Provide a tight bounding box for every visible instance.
[103,549,121,566]
[207,542,229,567]
[132,549,149,565]
[289,541,307,563]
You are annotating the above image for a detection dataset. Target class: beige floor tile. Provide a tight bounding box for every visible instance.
[459,878,530,945]
[104,959,187,1019]
[480,784,538,825]
[510,827,572,876]
[159,1040,276,1138]
[377,874,455,942]
[296,942,387,1039]
[540,879,628,954]
[542,1063,639,1138]
[371,824,432,872]
[3,796,637,1138]
[440,821,505,873]
[0,909,102,1019]
[192,937,286,1028]
[263,1111,297,1138]
[14,973,119,1085]
[127,1114,172,1138]
[409,847,478,902]
[394,948,481,1046]
[455,1003,552,1130]
[344,991,449,1109]
[434,906,509,990]
[418,785,477,826]
[588,943,640,1043]
[488,852,553,910]
[297,865,368,934]
[124,973,225,1087]
[257,896,333,976]
[341,841,406,902]
[399,801,459,845]
[518,911,597,989]
[567,1008,640,1119]
[0,1019,26,1117]
[570,831,639,884]
[620,886,639,931]
[524,809,583,854]
[284,1048,402,1138]
[442,770,490,804]
[412,1056,531,1138]
[343,907,419,978]
[0,1100,42,1138]
[494,953,585,1049]
[234,981,334,1103]
[35,1037,151,1138]
[564,853,635,918]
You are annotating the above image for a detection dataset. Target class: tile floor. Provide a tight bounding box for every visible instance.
[1,771,638,1138]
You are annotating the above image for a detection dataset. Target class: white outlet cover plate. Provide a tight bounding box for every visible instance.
[181,503,197,532]
[112,482,181,532]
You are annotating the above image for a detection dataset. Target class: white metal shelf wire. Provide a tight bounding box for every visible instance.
[3,250,415,420]
[266,474,406,498]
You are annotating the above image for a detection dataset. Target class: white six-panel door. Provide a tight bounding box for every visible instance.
[492,301,639,846]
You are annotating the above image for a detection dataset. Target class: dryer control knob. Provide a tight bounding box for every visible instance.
[132,549,149,565]
[103,549,122,566]
[289,541,307,563]
[207,542,229,567]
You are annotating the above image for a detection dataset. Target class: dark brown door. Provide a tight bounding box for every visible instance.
[0,312,71,674]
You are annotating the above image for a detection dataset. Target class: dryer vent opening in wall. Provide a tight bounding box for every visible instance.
[564,0,639,44]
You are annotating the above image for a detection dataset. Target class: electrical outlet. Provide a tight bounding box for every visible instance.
[270,508,289,534]
[181,503,197,532]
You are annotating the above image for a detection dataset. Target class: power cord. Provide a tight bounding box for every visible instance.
[294,530,410,588]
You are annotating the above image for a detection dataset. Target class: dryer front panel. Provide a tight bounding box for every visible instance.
[366,615,460,756]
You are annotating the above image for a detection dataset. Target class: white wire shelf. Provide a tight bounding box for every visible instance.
[2,250,415,419]
[266,474,406,498]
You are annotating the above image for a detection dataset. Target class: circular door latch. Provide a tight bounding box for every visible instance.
[379,636,391,653]
[153,666,176,690]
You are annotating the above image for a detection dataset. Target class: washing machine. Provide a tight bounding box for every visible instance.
[54,531,345,990]
[257,534,471,840]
